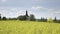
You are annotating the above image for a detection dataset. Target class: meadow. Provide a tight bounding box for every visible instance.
[0,20,60,34]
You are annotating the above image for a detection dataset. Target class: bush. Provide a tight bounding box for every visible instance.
[29,14,36,21]
[47,18,53,23]
[17,15,26,20]
[2,17,7,20]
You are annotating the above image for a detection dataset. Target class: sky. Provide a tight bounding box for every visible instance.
[0,0,60,19]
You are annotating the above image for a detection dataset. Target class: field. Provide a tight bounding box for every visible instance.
[0,20,60,34]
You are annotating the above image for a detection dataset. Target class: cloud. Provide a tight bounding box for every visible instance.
[31,6,43,10]
[0,7,29,18]
[31,6,49,11]
[0,6,60,19]
[30,6,60,18]
[53,10,60,16]
[32,0,40,1]
[32,0,60,1]
[1,0,7,2]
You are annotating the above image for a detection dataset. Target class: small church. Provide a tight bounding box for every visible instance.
[25,10,30,20]
[0,10,30,20]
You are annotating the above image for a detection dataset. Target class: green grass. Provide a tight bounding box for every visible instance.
[0,20,60,34]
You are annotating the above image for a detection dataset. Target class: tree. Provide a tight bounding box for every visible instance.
[2,17,7,20]
[40,17,47,22]
[54,17,57,21]
[53,17,60,23]
[0,14,1,20]
[30,14,36,21]
[47,18,53,23]
[0,16,1,20]
[17,15,26,20]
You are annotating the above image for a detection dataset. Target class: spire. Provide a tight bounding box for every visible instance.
[0,14,1,16]
[0,14,1,19]
[26,10,28,17]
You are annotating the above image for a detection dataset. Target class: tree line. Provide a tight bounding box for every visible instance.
[0,11,60,23]
[0,14,36,21]
[0,11,36,21]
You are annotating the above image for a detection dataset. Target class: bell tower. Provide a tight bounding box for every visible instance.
[0,14,1,19]
[25,10,29,20]
[26,10,29,17]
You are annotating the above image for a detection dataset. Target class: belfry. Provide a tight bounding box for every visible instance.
[25,10,29,17]
[25,10,29,20]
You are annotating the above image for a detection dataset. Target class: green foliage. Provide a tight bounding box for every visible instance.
[53,20,60,23]
[41,17,47,22]
[17,15,26,20]
[47,18,53,23]
[2,17,7,20]
[36,17,47,22]
[0,16,1,20]
[54,17,57,21]
[30,14,36,21]
[53,17,60,23]
[17,14,36,21]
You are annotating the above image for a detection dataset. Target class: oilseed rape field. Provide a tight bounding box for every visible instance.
[0,20,60,34]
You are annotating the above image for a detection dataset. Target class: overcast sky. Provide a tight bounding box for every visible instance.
[0,0,60,19]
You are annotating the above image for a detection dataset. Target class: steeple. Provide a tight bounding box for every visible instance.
[26,10,28,17]
[0,14,1,16]
[0,14,1,19]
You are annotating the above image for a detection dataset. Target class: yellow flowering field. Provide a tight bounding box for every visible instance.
[0,20,60,34]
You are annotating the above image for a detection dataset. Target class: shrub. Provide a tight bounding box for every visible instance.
[47,18,53,23]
